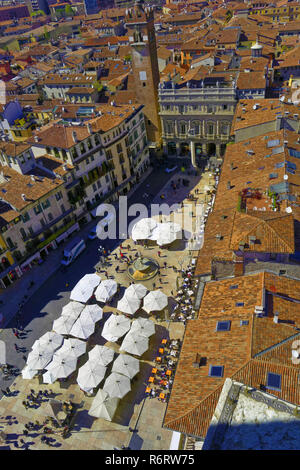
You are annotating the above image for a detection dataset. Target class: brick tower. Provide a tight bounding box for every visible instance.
[125,0,161,149]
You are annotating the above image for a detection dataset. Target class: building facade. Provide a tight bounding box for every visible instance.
[158,78,237,166]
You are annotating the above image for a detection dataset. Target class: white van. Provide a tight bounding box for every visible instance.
[61,238,86,266]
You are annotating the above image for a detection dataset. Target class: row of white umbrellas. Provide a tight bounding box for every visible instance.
[131,218,182,246]
[70,273,118,305]
[117,287,168,316]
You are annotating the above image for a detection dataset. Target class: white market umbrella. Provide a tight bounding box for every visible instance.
[112,354,140,379]
[46,355,78,380]
[88,345,114,366]
[22,365,38,380]
[70,273,101,303]
[69,316,95,340]
[33,332,64,352]
[95,280,118,303]
[52,315,77,335]
[152,222,182,246]
[88,389,119,421]
[120,332,149,356]
[124,283,148,301]
[26,347,54,370]
[77,362,106,392]
[103,372,131,399]
[101,314,131,342]
[131,218,158,241]
[130,317,155,338]
[55,338,86,359]
[43,370,57,384]
[61,301,84,320]
[143,290,168,313]
[80,304,103,324]
[117,296,140,316]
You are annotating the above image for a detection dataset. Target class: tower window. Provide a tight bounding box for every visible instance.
[143,82,146,87]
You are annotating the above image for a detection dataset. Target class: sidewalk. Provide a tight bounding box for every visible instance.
[0,167,153,330]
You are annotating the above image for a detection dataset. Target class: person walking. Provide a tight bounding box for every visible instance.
[158,251,161,257]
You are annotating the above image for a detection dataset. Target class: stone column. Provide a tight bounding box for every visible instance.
[176,142,180,156]
[216,143,221,156]
[190,140,197,168]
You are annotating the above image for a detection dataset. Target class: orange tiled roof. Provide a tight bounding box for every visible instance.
[164,272,300,438]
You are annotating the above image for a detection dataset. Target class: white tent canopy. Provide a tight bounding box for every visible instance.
[101,314,131,342]
[55,338,86,359]
[88,389,119,421]
[117,296,140,316]
[151,222,182,246]
[120,332,149,357]
[26,347,54,370]
[70,273,101,303]
[43,370,57,384]
[131,218,158,241]
[143,290,168,313]
[88,345,114,367]
[95,280,118,303]
[61,301,85,320]
[124,283,148,301]
[69,315,95,340]
[33,332,64,352]
[112,353,140,379]
[22,365,38,380]
[77,361,106,393]
[46,355,78,380]
[103,372,131,399]
[80,304,103,324]
[52,315,77,336]
[130,317,155,338]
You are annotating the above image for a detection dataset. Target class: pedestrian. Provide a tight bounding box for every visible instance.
[22,355,27,362]
[14,343,19,352]
[159,277,162,283]
[65,282,69,288]
[158,251,161,257]
[114,253,118,260]
[127,244,130,251]
[152,282,156,289]
[13,330,19,339]
[116,266,119,273]
[164,262,167,268]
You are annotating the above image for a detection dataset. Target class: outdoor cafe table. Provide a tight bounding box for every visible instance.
[166,370,172,376]
[159,393,165,400]
[158,348,164,355]
[145,386,151,394]
[155,357,162,363]
[148,376,154,383]
[152,368,157,374]
[161,339,168,345]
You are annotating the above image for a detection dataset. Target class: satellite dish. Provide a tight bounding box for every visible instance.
[285,207,292,213]
[283,174,288,180]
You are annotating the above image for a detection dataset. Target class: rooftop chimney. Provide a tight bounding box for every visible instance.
[72,131,78,143]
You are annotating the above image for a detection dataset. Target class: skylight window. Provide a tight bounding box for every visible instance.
[267,139,280,148]
[236,302,244,307]
[266,372,281,391]
[240,320,249,326]
[209,365,224,378]
[229,284,238,290]
[216,321,231,331]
